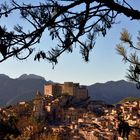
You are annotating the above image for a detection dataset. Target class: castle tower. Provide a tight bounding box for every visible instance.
[33,90,45,120]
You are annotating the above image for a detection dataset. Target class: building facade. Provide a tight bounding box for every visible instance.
[33,91,45,120]
[44,83,62,97]
[44,82,88,100]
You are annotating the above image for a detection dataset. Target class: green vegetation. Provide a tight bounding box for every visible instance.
[118,97,140,104]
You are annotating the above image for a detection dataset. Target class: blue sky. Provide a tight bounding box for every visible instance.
[0,0,140,85]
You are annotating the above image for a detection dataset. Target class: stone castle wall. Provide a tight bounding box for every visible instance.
[44,82,88,100]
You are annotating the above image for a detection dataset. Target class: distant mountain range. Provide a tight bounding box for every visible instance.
[0,74,52,107]
[18,74,45,80]
[0,74,140,107]
[88,80,140,104]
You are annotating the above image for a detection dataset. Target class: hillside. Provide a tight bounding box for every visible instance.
[118,97,140,104]
[0,74,140,106]
[87,80,140,104]
[0,74,50,107]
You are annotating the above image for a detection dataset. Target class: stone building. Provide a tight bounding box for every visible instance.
[33,91,45,120]
[44,83,62,98]
[44,82,88,100]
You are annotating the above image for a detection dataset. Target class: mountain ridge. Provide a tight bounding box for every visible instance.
[88,79,140,104]
[18,74,45,80]
[0,74,48,107]
[0,74,140,106]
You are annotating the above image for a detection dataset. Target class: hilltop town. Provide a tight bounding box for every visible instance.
[0,82,140,140]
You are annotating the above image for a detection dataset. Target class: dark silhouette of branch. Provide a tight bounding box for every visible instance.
[94,0,140,20]
[117,29,140,88]
[0,0,140,66]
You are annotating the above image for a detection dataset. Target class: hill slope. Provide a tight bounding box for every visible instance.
[0,74,49,107]
[0,75,140,106]
[87,80,140,104]
[118,97,140,104]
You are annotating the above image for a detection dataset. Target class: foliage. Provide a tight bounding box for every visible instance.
[116,29,140,88]
[61,92,71,96]
[118,96,140,104]
[30,114,43,124]
[0,0,140,67]
[0,115,20,139]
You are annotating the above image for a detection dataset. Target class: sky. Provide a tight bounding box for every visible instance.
[0,0,140,85]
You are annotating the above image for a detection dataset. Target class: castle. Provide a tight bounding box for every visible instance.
[33,82,88,120]
[44,82,88,100]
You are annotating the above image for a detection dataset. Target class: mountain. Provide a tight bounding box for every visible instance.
[87,80,140,104]
[18,74,45,80]
[0,74,50,107]
[0,74,10,79]
[0,74,140,107]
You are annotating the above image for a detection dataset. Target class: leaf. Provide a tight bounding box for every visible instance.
[120,29,132,43]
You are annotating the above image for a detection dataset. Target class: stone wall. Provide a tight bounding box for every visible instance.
[44,82,88,100]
